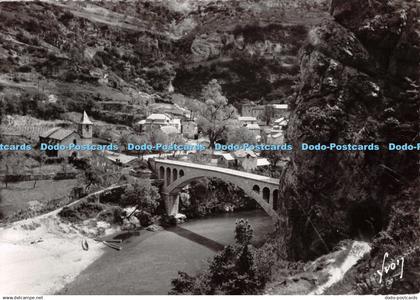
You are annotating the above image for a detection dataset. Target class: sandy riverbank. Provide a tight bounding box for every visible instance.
[0,209,105,295]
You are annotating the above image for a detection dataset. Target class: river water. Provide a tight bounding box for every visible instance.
[60,210,273,295]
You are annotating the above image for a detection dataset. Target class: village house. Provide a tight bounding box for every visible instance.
[266,117,288,144]
[271,104,289,119]
[241,103,289,123]
[217,152,235,168]
[238,116,258,126]
[246,123,262,139]
[136,113,181,134]
[137,113,198,139]
[232,149,258,172]
[238,116,261,139]
[267,131,284,144]
[39,111,93,158]
[181,119,198,139]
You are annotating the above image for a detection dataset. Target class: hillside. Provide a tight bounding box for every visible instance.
[0,0,329,123]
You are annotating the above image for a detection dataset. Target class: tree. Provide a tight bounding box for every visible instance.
[132,134,150,158]
[227,127,257,145]
[80,166,103,192]
[168,133,186,157]
[32,151,47,188]
[171,219,261,295]
[235,219,254,245]
[261,150,283,168]
[121,180,160,217]
[1,153,21,188]
[197,80,237,148]
[77,155,119,192]
[259,150,284,177]
[119,133,131,152]
[148,129,169,156]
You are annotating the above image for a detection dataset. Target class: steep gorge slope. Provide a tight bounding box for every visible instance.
[275,0,419,294]
[171,0,329,105]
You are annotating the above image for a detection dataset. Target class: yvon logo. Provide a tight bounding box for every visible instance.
[376,252,404,285]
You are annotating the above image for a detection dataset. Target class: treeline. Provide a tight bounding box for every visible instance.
[1,92,98,120]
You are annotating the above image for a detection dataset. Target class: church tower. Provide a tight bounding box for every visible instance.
[78,111,93,139]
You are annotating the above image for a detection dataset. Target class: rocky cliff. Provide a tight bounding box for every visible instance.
[276,0,419,293]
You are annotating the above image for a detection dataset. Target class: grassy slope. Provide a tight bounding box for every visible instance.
[0,179,78,218]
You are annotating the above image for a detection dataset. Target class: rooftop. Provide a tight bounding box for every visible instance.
[105,151,139,165]
[246,123,261,129]
[239,116,258,122]
[80,111,93,125]
[221,153,234,161]
[147,113,172,121]
[271,104,288,110]
[40,127,75,141]
[233,149,257,158]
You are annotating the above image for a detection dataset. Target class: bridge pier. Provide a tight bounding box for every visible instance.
[162,192,179,216]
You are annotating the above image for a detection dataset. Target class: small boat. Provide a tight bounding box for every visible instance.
[93,238,122,244]
[103,239,122,244]
[103,241,122,251]
[81,239,89,251]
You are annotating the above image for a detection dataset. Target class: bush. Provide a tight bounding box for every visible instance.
[161,215,177,227]
[170,272,195,295]
[17,65,32,73]
[97,206,125,225]
[58,201,105,223]
[134,210,153,227]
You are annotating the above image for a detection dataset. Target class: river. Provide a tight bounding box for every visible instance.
[59,210,273,295]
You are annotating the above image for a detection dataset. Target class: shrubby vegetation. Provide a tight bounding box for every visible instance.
[179,178,257,218]
[2,93,65,120]
[58,200,106,223]
[121,179,160,217]
[196,80,237,147]
[58,177,161,227]
[96,206,125,225]
[171,219,264,295]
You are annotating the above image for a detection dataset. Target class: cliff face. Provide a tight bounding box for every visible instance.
[171,0,330,105]
[278,0,419,264]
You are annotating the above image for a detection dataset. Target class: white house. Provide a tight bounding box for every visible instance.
[232,149,258,172]
[238,116,258,126]
[245,123,261,138]
[267,117,288,144]
[136,113,181,133]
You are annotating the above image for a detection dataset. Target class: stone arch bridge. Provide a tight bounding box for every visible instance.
[151,159,280,222]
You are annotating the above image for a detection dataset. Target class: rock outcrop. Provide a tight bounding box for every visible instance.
[278,0,419,265]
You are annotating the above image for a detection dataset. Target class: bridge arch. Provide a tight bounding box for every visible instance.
[173,168,178,182]
[156,162,280,222]
[166,167,171,185]
[262,187,270,203]
[253,185,260,194]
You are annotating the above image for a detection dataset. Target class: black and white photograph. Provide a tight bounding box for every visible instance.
[0,0,419,298]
